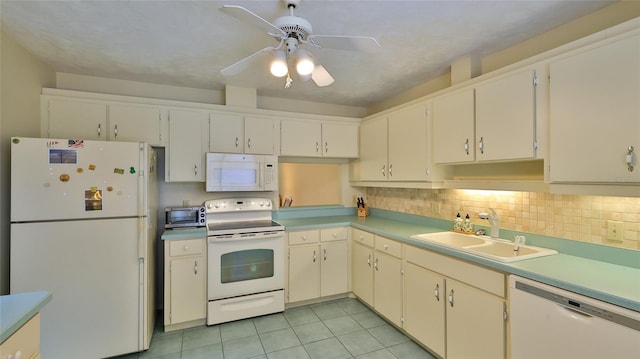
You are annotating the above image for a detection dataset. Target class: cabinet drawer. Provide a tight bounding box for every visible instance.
[169,238,204,257]
[320,227,349,242]
[352,228,374,247]
[405,244,505,297]
[374,236,402,258]
[288,230,320,245]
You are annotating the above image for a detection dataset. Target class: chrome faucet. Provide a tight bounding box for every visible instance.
[479,208,500,238]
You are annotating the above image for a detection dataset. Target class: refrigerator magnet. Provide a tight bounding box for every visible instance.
[129,167,136,174]
[106,186,113,192]
[59,174,70,182]
[77,167,84,173]
[113,168,125,174]
[88,164,96,171]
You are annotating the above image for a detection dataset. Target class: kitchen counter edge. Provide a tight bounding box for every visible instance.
[0,291,52,343]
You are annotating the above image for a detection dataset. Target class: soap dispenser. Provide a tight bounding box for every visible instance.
[464,214,473,233]
[453,213,463,231]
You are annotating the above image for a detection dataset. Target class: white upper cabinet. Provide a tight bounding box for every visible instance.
[168,109,207,182]
[359,100,431,181]
[432,88,475,164]
[549,33,640,183]
[108,104,165,146]
[45,99,108,140]
[475,69,537,162]
[280,120,322,157]
[432,69,538,164]
[209,112,275,155]
[359,115,389,180]
[43,97,165,145]
[280,120,358,158]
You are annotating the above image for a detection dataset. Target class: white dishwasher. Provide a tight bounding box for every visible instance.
[509,275,640,359]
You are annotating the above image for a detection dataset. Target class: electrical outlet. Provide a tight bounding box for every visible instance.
[606,220,624,242]
[431,202,441,215]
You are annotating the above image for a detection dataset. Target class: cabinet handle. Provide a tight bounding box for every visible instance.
[434,283,440,301]
[114,124,118,138]
[381,165,386,177]
[323,248,327,261]
[194,260,198,275]
[374,257,379,271]
[316,141,319,153]
[247,137,251,148]
[97,123,102,137]
[448,289,455,307]
[313,250,317,262]
[388,164,393,177]
[194,164,198,176]
[235,137,239,148]
[367,254,371,267]
[464,139,469,155]
[384,244,389,251]
[627,146,635,172]
[479,137,485,154]
[325,141,328,153]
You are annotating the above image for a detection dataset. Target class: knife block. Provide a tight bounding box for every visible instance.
[357,205,369,217]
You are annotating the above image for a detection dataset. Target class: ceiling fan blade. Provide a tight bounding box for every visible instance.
[311,65,335,87]
[220,5,286,37]
[221,46,276,76]
[307,35,381,53]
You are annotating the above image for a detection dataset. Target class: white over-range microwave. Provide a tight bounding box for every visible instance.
[205,153,278,192]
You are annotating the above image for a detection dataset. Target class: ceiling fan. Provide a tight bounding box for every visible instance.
[220,0,381,88]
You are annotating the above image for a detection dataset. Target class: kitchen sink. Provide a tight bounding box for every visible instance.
[411,231,486,247]
[410,231,557,263]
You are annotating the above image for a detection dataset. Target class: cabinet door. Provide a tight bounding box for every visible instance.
[432,88,475,164]
[322,123,359,158]
[320,241,348,297]
[170,257,206,324]
[351,240,374,306]
[475,69,537,162]
[109,104,164,145]
[404,263,445,358]
[388,101,430,180]
[167,109,206,182]
[280,120,322,157]
[47,99,107,140]
[446,278,505,359]
[374,251,403,327]
[359,115,388,181]
[209,112,243,153]
[288,245,320,302]
[550,34,640,182]
[244,116,275,154]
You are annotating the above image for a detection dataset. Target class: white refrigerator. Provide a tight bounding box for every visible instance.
[10,137,157,359]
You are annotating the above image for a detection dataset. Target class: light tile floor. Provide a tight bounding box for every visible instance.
[112,297,436,359]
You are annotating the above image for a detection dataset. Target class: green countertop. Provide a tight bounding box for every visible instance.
[0,291,51,343]
[276,211,640,312]
[161,227,207,240]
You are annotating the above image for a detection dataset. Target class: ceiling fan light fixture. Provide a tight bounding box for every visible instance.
[296,49,314,76]
[270,51,288,77]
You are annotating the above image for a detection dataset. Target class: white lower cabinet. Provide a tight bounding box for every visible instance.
[373,236,403,327]
[404,262,446,357]
[351,229,375,305]
[287,227,349,303]
[404,244,507,359]
[164,238,206,331]
[0,313,41,359]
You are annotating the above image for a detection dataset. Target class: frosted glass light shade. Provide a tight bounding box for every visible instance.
[296,50,315,76]
[270,51,288,77]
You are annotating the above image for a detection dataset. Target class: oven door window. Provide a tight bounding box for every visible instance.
[220,249,274,283]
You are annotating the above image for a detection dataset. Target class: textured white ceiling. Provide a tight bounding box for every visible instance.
[1,0,613,107]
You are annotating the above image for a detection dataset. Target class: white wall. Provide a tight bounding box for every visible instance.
[0,26,56,294]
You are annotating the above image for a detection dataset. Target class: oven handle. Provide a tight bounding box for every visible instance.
[208,231,284,243]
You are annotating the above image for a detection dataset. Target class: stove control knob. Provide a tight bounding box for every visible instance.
[266,202,271,207]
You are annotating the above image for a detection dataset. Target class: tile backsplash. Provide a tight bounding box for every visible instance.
[365,188,640,250]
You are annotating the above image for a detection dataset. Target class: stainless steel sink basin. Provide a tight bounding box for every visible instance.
[410,231,558,263]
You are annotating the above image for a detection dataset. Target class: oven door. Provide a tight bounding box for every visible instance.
[207,232,284,300]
